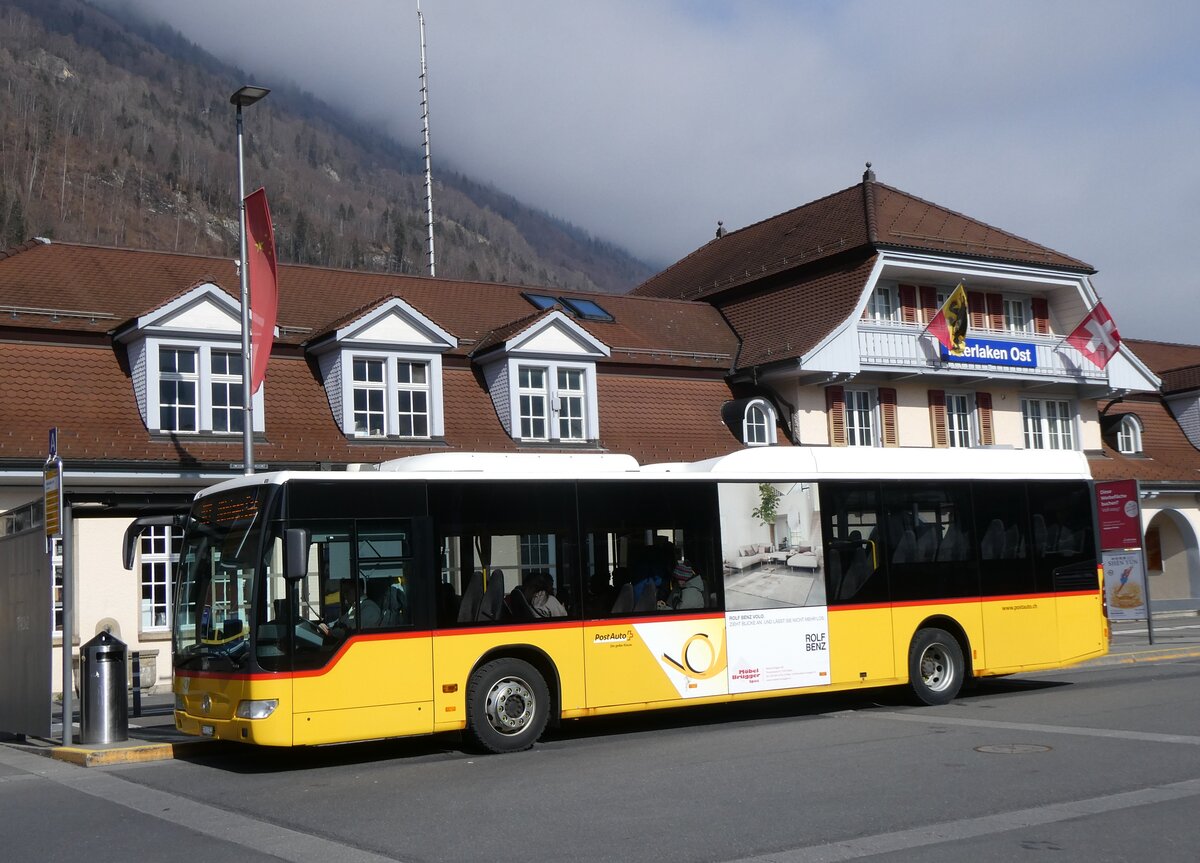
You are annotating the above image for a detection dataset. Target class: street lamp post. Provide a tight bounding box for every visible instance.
[231,85,270,475]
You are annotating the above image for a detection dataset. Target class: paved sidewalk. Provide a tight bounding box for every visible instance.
[6,615,1198,767]
[1096,617,1200,667]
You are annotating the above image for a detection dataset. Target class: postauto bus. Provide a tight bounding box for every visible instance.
[129,447,1106,753]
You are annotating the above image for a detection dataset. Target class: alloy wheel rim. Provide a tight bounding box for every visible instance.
[920,644,953,692]
[485,676,535,735]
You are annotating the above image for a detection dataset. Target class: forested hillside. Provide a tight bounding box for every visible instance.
[0,0,653,292]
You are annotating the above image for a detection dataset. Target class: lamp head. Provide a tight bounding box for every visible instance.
[230,85,270,107]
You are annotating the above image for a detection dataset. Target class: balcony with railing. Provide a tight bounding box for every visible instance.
[857,321,1106,383]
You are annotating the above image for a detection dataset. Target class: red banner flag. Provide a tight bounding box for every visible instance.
[244,187,278,394]
[926,283,969,356]
[1066,302,1121,369]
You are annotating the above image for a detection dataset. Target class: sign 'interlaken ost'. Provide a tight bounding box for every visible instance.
[939,337,1036,367]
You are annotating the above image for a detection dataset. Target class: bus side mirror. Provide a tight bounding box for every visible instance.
[285,528,310,581]
[122,513,186,570]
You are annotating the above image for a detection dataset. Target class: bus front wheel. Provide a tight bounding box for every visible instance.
[908,628,965,706]
[466,657,550,754]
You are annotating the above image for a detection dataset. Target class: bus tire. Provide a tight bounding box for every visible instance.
[466,657,550,753]
[908,628,964,706]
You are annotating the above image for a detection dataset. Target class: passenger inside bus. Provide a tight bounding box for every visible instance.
[319,577,381,639]
[667,559,706,609]
[521,570,567,618]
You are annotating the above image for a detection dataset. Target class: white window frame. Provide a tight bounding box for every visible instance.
[867,286,897,322]
[556,367,587,441]
[339,349,443,440]
[145,340,265,435]
[520,533,556,579]
[743,398,778,446]
[845,389,878,447]
[1022,398,1076,450]
[1117,415,1143,454]
[158,346,199,432]
[352,356,387,437]
[1002,295,1032,334]
[945,392,974,448]
[518,365,550,441]
[210,348,245,434]
[139,524,180,633]
[509,360,598,443]
[396,359,431,438]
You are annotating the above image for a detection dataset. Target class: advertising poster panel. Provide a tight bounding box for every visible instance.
[726,607,830,694]
[1095,479,1142,550]
[1103,549,1149,621]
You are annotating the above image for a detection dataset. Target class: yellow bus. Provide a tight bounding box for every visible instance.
[136,447,1106,753]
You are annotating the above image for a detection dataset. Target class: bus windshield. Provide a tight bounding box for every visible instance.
[173,486,272,672]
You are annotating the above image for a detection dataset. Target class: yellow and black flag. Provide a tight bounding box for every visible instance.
[926,283,968,356]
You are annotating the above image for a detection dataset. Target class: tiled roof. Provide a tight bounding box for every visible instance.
[597,375,789,463]
[633,173,1092,301]
[469,308,558,358]
[1124,339,1200,393]
[0,341,747,468]
[0,240,736,370]
[718,257,878,369]
[1089,397,1200,484]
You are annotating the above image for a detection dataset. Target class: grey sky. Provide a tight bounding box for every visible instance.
[98,1,1198,342]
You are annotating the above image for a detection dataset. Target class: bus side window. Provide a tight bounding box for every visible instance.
[356,523,412,629]
[821,483,887,605]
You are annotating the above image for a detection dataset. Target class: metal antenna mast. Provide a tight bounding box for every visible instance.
[417,0,436,276]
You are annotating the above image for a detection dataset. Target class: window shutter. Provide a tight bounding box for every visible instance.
[826,385,847,447]
[986,293,1004,331]
[928,389,948,448]
[968,291,986,331]
[976,391,994,446]
[919,286,938,324]
[879,387,898,447]
[898,285,917,324]
[1031,297,1050,335]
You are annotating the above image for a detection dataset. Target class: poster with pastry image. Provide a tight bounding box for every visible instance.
[1103,550,1148,621]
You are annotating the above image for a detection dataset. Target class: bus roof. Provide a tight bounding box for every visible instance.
[191,447,1092,502]
[641,446,1092,481]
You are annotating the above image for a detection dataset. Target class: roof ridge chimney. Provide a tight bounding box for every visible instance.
[715,220,727,239]
[861,161,879,244]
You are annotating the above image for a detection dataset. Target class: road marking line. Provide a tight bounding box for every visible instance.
[733,778,1200,863]
[0,745,402,863]
[863,710,1200,745]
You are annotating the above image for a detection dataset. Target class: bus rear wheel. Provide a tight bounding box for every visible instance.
[466,657,550,753]
[908,628,965,706]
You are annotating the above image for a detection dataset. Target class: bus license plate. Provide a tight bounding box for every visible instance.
[200,725,215,737]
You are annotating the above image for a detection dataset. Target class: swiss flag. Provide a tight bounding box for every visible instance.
[1066,302,1121,369]
[244,188,278,394]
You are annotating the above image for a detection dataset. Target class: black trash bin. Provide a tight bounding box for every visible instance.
[80,631,128,744]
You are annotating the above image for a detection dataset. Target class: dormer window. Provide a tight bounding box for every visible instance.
[308,297,455,442]
[114,283,265,436]
[473,309,609,445]
[1117,415,1143,455]
[743,399,777,446]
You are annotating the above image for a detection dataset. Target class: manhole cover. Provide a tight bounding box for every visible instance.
[975,744,1052,754]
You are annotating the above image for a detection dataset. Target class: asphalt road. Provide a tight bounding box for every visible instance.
[4,655,1200,863]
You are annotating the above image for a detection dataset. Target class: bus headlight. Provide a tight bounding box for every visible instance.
[235,699,279,720]
[174,694,186,712]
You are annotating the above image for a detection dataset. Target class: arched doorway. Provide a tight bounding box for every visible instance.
[1144,509,1200,602]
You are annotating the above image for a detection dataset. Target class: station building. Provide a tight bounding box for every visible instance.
[0,167,1192,694]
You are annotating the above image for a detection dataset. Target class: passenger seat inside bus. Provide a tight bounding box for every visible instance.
[457,571,484,622]
[610,583,634,614]
[477,570,505,621]
[506,586,537,621]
